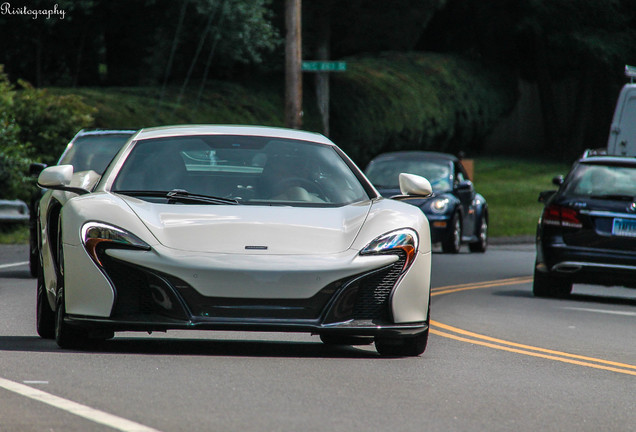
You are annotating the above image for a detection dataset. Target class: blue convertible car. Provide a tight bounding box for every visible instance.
[365,151,488,253]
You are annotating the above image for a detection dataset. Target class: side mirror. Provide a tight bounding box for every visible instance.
[29,162,47,176]
[552,175,564,186]
[398,173,433,197]
[456,179,473,191]
[37,165,89,195]
[538,190,556,203]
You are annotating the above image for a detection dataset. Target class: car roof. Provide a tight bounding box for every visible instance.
[133,125,334,146]
[369,151,458,163]
[74,129,137,138]
[579,155,636,166]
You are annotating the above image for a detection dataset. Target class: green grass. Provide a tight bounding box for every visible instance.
[472,157,571,238]
[0,224,28,244]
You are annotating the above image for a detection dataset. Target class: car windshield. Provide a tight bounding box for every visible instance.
[564,163,636,198]
[59,133,133,175]
[365,158,452,193]
[111,135,370,207]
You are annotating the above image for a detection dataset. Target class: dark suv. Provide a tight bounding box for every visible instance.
[534,152,636,297]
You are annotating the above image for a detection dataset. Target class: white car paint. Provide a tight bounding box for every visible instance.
[38,125,434,356]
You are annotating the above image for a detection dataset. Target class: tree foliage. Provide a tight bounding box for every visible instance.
[0,0,282,86]
[0,66,94,200]
[420,0,636,159]
[330,52,517,165]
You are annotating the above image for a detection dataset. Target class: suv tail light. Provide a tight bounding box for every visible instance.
[542,204,583,229]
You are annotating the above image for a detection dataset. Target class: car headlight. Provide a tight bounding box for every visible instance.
[360,228,418,272]
[81,222,150,266]
[430,197,449,214]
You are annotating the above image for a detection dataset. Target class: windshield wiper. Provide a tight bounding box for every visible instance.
[116,189,239,205]
[166,189,239,205]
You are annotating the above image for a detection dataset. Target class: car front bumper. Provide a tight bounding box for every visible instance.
[62,242,432,337]
[424,214,451,243]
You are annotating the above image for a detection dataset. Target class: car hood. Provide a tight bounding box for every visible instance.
[122,197,373,255]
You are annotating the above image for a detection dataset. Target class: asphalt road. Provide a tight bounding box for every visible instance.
[0,243,634,432]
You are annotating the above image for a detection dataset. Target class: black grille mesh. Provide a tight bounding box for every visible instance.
[352,252,406,321]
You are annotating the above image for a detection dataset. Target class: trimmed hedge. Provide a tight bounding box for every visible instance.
[0,66,94,201]
[330,52,518,166]
[40,52,517,169]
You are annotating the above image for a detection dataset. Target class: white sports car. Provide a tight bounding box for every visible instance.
[36,125,433,356]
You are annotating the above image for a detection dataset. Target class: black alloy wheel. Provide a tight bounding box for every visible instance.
[442,213,462,254]
[469,215,488,253]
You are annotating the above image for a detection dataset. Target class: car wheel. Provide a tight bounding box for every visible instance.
[54,228,89,349]
[320,334,374,346]
[441,213,462,254]
[29,212,39,278]
[469,215,488,253]
[375,330,429,357]
[375,295,430,357]
[36,267,55,339]
[532,267,572,298]
[55,288,89,349]
[29,243,39,278]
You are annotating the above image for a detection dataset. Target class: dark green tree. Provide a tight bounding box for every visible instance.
[420,0,636,159]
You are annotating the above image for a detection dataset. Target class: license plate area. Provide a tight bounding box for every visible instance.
[612,218,636,237]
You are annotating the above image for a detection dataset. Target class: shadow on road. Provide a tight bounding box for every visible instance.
[0,269,33,280]
[0,335,389,359]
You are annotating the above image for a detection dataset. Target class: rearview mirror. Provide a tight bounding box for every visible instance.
[37,165,89,195]
[398,173,433,197]
[38,165,73,188]
[456,179,473,191]
[538,190,556,203]
[29,162,47,176]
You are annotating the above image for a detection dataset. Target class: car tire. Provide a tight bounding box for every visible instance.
[375,296,430,357]
[469,215,488,253]
[29,244,39,278]
[532,268,572,298]
[441,213,462,254]
[55,288,89,349]
[36,267,55,339]
[54,228,89,349]
[320,334,374,346]
[375,330,429,357]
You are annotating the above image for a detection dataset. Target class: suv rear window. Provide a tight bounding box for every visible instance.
[564,163,636,197]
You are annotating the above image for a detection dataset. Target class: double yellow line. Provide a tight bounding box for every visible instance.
[430,277,636,376]
[431,276,533,296]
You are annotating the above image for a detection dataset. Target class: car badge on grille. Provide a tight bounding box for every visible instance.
[628,202,636,213]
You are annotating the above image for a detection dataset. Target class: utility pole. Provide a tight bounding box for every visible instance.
[285,0,302,129]
[314,10,330,136]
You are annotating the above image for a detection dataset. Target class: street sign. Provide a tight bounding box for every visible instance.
[301,61,347,72]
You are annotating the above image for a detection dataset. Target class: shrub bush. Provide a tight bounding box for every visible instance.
[0,66,30,201]
[0,66,96,201]
[329,52,518,166]
[13,80,95,165]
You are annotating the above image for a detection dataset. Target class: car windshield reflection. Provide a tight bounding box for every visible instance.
[112,135,370,207]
